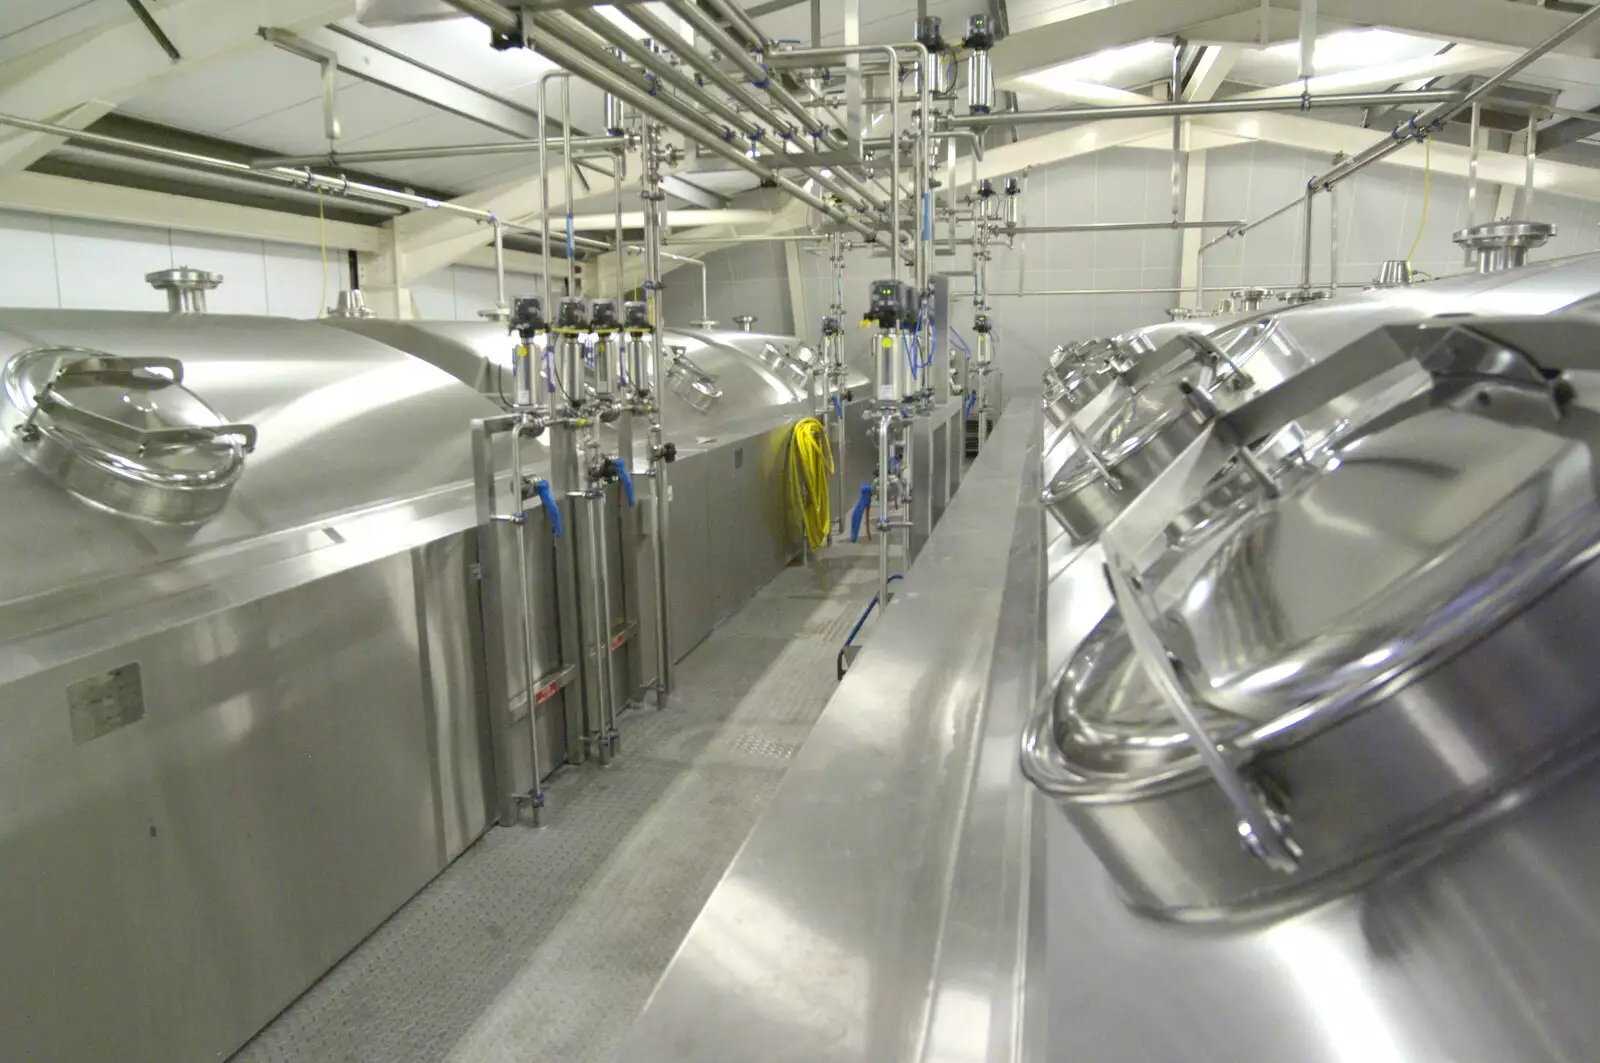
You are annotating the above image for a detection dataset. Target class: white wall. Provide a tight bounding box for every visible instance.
[680,143,1600,387]
[1200,141,1600,297]
[0,208,537,320]
[661,239,794,335]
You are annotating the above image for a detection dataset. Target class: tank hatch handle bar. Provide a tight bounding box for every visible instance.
[16,349,259,454]
[1093,314,1588,874]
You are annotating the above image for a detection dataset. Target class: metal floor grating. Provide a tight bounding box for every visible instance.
[229,547,879,1063]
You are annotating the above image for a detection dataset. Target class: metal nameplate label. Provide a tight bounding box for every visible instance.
[67,663,146,744]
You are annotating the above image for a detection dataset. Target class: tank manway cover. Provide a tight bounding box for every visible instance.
[2,345,256,523]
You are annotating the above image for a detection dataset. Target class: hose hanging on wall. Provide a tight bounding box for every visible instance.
[787,416,835,550]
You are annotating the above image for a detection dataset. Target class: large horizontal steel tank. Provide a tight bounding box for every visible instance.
[0,308,529,1063]
[1021,250,1600,1060]
[324,316,879,655]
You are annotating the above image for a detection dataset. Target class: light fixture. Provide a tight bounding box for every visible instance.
[1263,29,1427,72]
[1021,40,1172,88]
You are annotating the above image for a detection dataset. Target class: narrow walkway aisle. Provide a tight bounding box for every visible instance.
[232,546,881,1063]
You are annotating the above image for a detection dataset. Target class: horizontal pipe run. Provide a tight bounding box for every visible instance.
[947,88,1459,128]
[0,108,616,250]
[251,135,627,168]
[664,234,829,246]
[512,7,873,240]
[45,145,404,216]
[1198,195,1307,252]
[1007,220,1244,235]
[961,279,1423,298]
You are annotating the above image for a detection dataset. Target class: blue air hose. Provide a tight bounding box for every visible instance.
[534,479,562,537]
[615,459,635,506]
[849,481,873,543]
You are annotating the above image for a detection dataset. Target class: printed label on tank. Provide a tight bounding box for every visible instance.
[67,663,146,744]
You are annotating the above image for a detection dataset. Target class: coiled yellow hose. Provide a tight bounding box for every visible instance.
[787,416,835,550]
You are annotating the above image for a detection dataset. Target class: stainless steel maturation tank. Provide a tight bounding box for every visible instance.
[0,310,515,1062]
[1026,250,1600,922]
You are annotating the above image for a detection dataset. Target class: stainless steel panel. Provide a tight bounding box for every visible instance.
[0,554,449,1063]
[1039,525,1600,1063]
[413,533,495,859]
[0,311,502,614]
[615,403,1039,1063]
[664,445,717,657]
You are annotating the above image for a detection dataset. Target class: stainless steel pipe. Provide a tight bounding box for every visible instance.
[1010,220,1244,234]
[1309,4,1600,194]
[251,135,626,168]
[949,88,1459,128]
[568,7,881,216]
[0,108,610,250]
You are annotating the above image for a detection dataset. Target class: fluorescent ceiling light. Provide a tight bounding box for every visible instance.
[1263,29,1425,72]
[1020,40,1172,89]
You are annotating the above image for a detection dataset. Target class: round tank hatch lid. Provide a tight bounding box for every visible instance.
[1050,396,1599,783]
[2,346,255,523]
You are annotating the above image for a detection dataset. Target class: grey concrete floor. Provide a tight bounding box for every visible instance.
[231,545,881,1063]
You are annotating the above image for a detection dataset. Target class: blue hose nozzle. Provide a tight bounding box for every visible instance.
[533,478,562,537]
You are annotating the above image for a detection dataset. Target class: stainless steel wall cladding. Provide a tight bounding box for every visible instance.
[1026,250,1600,924]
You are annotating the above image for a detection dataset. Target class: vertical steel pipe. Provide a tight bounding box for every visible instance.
[492,217,507,316]
[1171,37,1183,222]
[1524,110,1539,219]
[1468,100,1482,225]
[1300,188,1315,289]
[510,421,546,825]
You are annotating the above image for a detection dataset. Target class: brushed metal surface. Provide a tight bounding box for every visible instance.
[1040,524,1600,1063]
[615,401,1039,1063]
[0,553,449,1062]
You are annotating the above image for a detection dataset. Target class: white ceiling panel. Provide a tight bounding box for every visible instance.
[0,0,123,64]
[120,47,343,136]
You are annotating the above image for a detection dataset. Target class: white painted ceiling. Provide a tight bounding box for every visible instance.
[11,0,1600,212]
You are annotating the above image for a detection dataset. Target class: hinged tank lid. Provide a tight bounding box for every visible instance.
[1026,314,1600,917]
[2,345,256,522]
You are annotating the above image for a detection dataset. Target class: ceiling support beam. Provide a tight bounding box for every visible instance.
[0,170,384,251]
[995,0,1600,88]
[992,0,1257,82]
[1234,44,1514,98]
[1183,46,1239,102]
[1193,110,1600,202]
[263,24,547,140]
[0,0,353,176]
[1308,0,1600,58]
[587,195,815,300]
[661,177,728,210]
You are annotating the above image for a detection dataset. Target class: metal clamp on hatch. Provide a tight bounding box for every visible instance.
[664,345,722,412]
[3,345,257,523]
[18,353,258,454]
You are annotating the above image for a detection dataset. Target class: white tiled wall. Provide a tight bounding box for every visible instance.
[661,239,795,335]
[10,137,1600,376]
[1201,141,1600,296]
[0,208,538,321]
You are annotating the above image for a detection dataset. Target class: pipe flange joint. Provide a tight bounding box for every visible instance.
[749,126,764,142]
[779,124,795,140]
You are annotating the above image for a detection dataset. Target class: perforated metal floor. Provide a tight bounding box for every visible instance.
[230,547,882,1063]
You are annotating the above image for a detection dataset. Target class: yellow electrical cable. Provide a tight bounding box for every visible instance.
[787,416,834,551]
[1407,136,1433,265]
